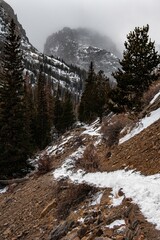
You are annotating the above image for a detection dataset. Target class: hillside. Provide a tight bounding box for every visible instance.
[0,1,85,100]
[0,1,160,239]
[44,27,120,79]
[0,90,160,240]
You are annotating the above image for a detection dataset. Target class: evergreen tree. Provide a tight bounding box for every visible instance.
[0,19,31,178]
[94,70,110,121]
[53,89,76,135]
[61,91,76,131]
[36,65,51,150]
[110,24,160,113]
[53,91,64,135]
[45,76,54,132]
[78,62,110,123]
[24,76,37,150]
[78,62,97,123]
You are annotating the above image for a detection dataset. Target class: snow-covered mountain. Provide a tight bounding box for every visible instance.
[0,1,85,99]
[44,27,121,78]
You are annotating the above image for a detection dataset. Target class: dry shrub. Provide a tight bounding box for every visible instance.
[73,136,84,148]
[55,180,96,220]
[104,121,123,147]
[76,143,99,172]
[143,80,160,106]
[101,114,133,147]
[37,152,51,174]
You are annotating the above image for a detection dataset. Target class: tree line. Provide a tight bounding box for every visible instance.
[0,20,76,178]
[0,19,159,178]
[79,24,160,122]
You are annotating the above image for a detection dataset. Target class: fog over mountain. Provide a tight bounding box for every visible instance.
[4,0,160,53]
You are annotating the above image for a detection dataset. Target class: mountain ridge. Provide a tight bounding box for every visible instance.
[0,1,85,101]
[44,27,121,78]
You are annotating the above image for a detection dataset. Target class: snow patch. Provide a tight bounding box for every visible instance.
[0,186,8,194]
[81,119,101,137]
[78,217,85,223]
[53,161,160,230]
[150,90,160,105]
[110,188,124,207]
[53,147,85,181]
[90,191,103,206]
[107,219,125,229]
[119,108,160,144]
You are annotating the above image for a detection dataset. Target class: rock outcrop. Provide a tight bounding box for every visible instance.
[44,27,120,78]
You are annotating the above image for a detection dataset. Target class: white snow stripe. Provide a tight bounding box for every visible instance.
[119,108,160,144]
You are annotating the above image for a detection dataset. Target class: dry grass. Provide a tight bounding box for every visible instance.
[101,114,133,147]
[37,152,51,174]
[143,80,160,106]
[75,143,100,172]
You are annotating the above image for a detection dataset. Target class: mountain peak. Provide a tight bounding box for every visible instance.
[0,0,29,44]
[44,27,120,77]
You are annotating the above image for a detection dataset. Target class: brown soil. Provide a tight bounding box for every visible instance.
[98,119,160,176]
[0,118,160,239]
[0,173,58,240]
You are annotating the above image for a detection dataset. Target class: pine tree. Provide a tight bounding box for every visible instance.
[45,76,54,130]
[94,70,110,121]
[24,75,37,150]
[53,89,76,135]
[61,91,76,131]
[0,19,31,178]
[78,63,110,123]
[110,24,160,113]
[36,65,51,150]
[78,62,97,123]
[53,91,63,135]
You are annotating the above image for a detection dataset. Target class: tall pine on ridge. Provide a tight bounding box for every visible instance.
[0,19,31,178]
[110,24,160,113]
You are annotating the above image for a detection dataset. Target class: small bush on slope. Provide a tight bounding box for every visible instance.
[101,114,133,147]
[76,143,100,172]
[37,152,51,174]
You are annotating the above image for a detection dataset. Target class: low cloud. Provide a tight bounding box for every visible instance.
[5,0,160,53]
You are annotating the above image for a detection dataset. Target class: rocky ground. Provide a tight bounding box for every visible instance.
[99,119,160,176]
[0,117,160,239]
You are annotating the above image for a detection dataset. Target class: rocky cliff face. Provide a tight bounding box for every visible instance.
[0,1,85,99]
[44,27,121,78]
[0,0,29,49]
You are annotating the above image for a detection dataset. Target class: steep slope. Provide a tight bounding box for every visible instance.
[0,91,160,239]
[0,0,29,48]
[0,1,160,239]
[44,27,120,78]
[0,1,85,98]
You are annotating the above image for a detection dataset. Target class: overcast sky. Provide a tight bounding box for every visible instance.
[5,0,160,53]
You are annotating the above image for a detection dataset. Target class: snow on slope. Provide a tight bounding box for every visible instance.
[150,91,160,105]
[119,91,160,144]
[0,186,8,194]
[52,115,160,230]
[119,107,160,144]
[53,149,160,230]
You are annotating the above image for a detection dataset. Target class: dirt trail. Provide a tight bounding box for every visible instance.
[0,119,160,239]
